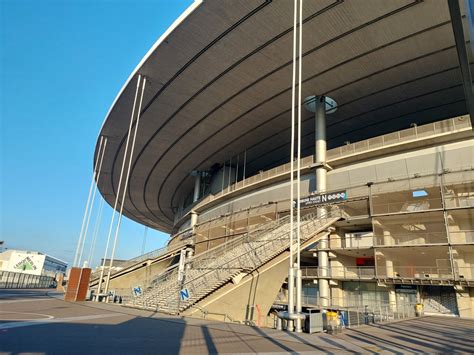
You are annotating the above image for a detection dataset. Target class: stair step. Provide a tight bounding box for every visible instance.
[124,215,339,313]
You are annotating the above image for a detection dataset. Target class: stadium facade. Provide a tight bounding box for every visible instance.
[88,0,474,326]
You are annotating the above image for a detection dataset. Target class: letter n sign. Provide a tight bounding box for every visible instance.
[180,288,190,301]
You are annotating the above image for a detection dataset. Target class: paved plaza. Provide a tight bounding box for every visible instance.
[1,289,473,354]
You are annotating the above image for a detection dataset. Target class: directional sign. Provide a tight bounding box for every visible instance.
[132,286,142,297]
[180,288,190,301]
[297,190,347,208]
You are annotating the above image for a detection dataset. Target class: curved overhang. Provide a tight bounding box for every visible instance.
[95,0,473,233]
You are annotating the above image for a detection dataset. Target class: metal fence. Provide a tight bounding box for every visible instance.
[343,303,416,328]
[0,271,56,289]
[274,293,416,329]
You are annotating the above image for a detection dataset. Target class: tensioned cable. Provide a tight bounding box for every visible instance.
[78,136,108,267]
[73,136,103,267]
[97,75,142,296]
[141,226,148,255]
[296,0,303,330]
[104,76,147,296]
[243,149,247,182]
[87,196,105,267]
[296,0,303,283]
[288,0,298,320]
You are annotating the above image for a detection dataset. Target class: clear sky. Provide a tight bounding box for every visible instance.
[1,0,193,267]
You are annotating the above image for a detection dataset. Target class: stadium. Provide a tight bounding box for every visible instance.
[88,0,474,329]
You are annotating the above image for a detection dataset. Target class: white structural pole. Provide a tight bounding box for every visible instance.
[141,226,148,255]
[96,75,142,298]
[243,149,247,181]
[228,157,232,192]
[191,171,200,228]
[104,76,147,298]
[295,0,303,333]
[73,136,103,267]
[315,95,329,308]
[78,136,108,267]
[287,0,298,331]
[88,196,104,267]
[236,153,239,182]
[193,172,201,202]
[221,161,225,192]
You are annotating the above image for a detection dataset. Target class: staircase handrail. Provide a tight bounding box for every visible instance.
[157,208,341,311]
[181,209,340,288]
[148,215,291,288]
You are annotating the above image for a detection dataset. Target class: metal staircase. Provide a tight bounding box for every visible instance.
[127,208,341,314]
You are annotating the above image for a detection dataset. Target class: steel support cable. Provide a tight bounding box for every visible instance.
[78,136,108,267]
[296,0,304,333]
[97,74,142,296]
[104,76,147,297]
[288,0,298,325]
[141,226,148,255]
[73,136,103,267]
[87,196,104,267]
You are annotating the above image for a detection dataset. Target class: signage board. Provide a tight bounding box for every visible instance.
[395,284,417,294]
[6,252,45,275]
[180,288,190,301]
[132,286,142,297]
[297,190,347,208]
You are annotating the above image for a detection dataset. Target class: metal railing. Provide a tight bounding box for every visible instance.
[131,208,342,313]
[275,294,416,328]
[301,266,376,280]
[378,266,453,279]
[298,265,474,281]
[313,232,458,249]
[174,116,471,225]
[0,271,56,289]
[324,235,374,249]
[454,266,474,280]
[147,214,290,289]
[372,197,443,215]
[373,232,449,246]
[327,115,471,161]
[449,230,474,244]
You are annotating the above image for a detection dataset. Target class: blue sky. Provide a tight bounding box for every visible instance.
[1,0,192,267]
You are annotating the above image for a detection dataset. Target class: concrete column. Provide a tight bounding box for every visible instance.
[295,268,302,332]
[315,96,330,308]
[388,286,397,312]
[193,172,201,203]
[318,237,330,307]
[315,96,327,192]
[287,267,295,331]
[185,248,194,270]
[385,259,394,278]
[383,230,393,247]
[190,211,198,228]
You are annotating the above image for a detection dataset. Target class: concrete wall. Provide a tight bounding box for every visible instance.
[105,257,175,296]
[455,287,474,318]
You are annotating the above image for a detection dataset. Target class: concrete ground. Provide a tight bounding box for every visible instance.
[1,289,473,354]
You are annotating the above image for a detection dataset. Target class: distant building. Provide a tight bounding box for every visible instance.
[0,249,67,277]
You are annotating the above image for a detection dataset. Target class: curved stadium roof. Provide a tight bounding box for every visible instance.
[95,0,474,233]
